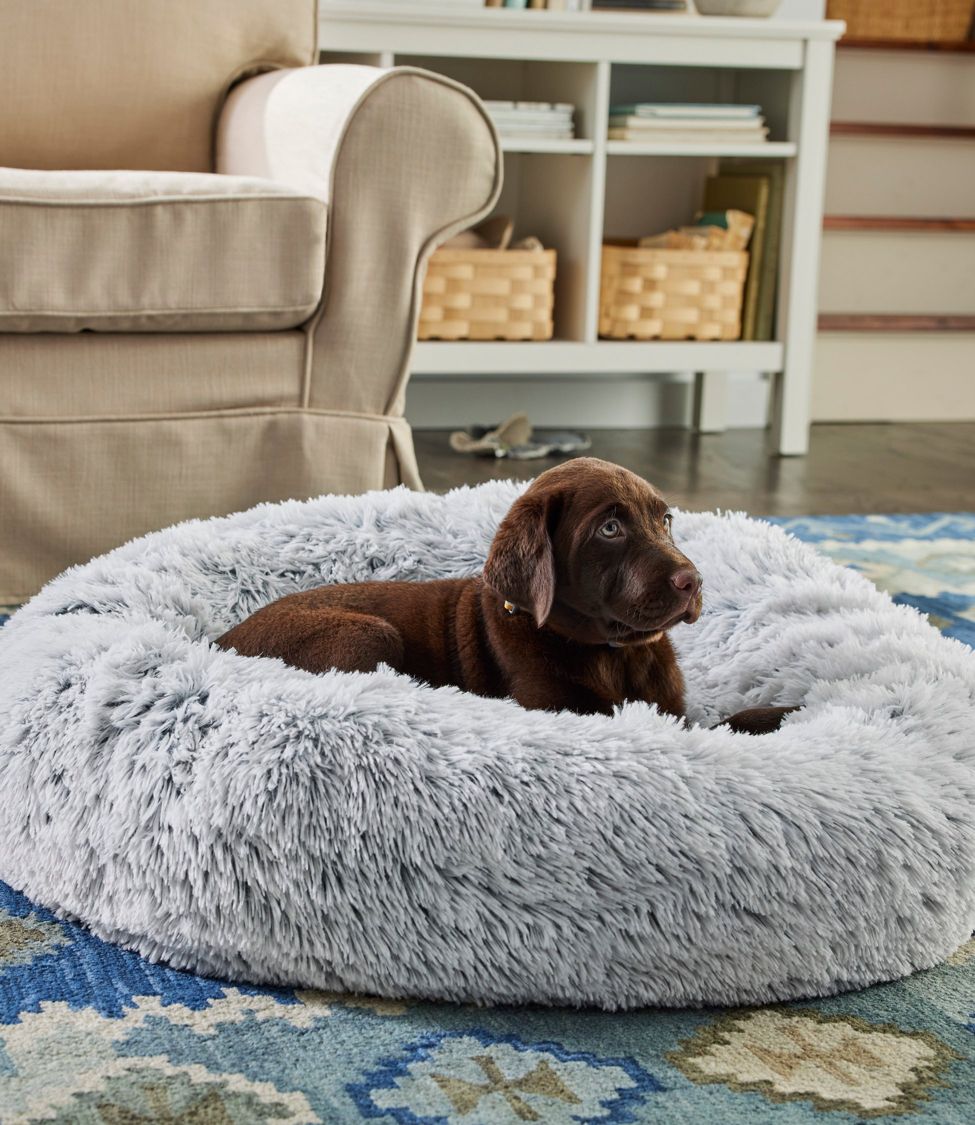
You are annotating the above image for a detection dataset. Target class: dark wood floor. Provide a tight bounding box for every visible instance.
[415,422,975,516]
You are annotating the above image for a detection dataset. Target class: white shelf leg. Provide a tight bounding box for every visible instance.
[772,37,835,456]
[584,60,611,343]
[692,371,729,433]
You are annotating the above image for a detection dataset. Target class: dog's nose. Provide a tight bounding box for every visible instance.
[670,568,702,597]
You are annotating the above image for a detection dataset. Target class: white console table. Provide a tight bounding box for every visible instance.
[319,3,843,454]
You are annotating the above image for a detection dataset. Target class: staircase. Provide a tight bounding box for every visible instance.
[813,41,975,421]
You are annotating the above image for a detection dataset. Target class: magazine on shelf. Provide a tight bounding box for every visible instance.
[702,174,771,341]
[483,99,576,139]
[717,159,787,342]
[608,114,766,131]
[609,103,762,120]
[608,127,769,143]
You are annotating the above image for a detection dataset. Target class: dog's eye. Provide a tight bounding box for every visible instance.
[599,519,622,539]
[663,512,673,532]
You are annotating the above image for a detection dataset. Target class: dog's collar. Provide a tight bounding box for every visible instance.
[503,600,518,616]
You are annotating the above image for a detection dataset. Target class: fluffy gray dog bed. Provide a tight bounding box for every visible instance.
[1,482,973,1009]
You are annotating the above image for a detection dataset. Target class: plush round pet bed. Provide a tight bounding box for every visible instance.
[0,482,973,1010]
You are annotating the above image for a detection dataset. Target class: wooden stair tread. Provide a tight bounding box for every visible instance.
[824,216,975,232]
[831,122,975,140]
[819,314,975,332]
[838,39,975,53]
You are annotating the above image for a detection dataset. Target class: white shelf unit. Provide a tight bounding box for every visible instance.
[319,4,843,454]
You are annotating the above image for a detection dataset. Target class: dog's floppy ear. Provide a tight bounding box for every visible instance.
[482,491,557,627]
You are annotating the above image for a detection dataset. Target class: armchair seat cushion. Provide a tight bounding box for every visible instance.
[0,168,326,333]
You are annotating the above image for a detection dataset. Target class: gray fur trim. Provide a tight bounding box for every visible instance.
[1,481,973,1008]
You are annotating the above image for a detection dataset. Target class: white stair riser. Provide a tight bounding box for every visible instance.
[826,135,975,218]
[813,333,975,422]
[832,49,975,128]
[818,230,975,315]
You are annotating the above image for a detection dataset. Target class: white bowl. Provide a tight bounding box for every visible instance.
[693,0,781,16]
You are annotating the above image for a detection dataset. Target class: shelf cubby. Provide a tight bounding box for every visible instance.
[393,55,603,142]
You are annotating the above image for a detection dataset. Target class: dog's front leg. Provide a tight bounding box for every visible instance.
[717,705,799,735]
[510,676,614,716]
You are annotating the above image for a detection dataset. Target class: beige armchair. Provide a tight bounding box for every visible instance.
[0,0,501,603]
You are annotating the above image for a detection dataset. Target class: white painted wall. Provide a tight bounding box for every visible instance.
[408,371,770,428]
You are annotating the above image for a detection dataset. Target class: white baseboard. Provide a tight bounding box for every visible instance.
[407,372,770,430]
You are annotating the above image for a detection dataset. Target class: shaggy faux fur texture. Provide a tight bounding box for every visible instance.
[0,482,973,1010]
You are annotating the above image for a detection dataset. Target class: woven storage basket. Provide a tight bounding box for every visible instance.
[418,247,556,341]
[827,0,974,42]
[599,241,748,342]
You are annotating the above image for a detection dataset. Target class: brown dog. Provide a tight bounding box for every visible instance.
[218,458,792,731]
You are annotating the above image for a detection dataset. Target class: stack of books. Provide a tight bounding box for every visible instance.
[704,161,787,341]
[591,1,686,9]
[483,100,575,141]
[608,103,768,145]
[484,2,590,9]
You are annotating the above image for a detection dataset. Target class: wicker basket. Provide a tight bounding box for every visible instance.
[418,247,556,341]
[598,241,748,342]
[827,0,974,42]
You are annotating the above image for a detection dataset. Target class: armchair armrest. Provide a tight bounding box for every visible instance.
[216,65,502,451]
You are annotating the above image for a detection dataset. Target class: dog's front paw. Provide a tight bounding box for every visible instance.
[717,705,799,735]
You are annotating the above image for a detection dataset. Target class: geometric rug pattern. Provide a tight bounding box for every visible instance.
[769,512,975,649]
[1,510,973,1123]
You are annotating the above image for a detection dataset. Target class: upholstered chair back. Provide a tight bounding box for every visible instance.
[0,0,317,172]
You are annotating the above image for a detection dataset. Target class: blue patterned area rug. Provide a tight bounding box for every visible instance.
[1,512,973,1124]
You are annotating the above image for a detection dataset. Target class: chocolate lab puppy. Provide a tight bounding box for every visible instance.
[218,458,793,732]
